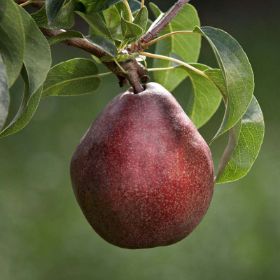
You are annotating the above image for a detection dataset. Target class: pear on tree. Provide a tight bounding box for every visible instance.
[0,0,264,248]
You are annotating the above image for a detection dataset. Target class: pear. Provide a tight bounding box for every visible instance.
[70,83,214,249]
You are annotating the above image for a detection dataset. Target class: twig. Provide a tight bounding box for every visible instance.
[140,0,190,44]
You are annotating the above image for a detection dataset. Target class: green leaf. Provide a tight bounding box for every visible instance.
[0,68,42,138]
[116,2,131,22]
[90,36,118,57]
[20,7,52,97]
[133,6,148,31]
[43,58,101,96]
[0,54,9,130]
[186,65,222,128]
[77,11,112,38]
[48,31,83,45]
[54,0,76,29]
[0,0,24,87]
[0,8,52,137]
[205,68,227,99]
[31,6,48,28]
[151,62,221,128]
[76,11,117,56]
[216,96,265,184]
[128,0,141,12]
[151,3,201,91]
[103,5,123,41]
[196,26,254,139]
[79,0,121,12]
[46,0,65,23]
[46,0,76,29]
[121,17,143,43]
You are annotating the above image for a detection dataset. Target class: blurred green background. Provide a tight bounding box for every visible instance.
[0,0,279,279]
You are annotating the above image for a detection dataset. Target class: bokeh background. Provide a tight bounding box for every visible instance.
[0,0,279,279]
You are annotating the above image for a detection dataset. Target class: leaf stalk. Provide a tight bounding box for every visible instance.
[140,52,208,78]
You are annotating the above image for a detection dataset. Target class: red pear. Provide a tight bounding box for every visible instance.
[70,83,214,249]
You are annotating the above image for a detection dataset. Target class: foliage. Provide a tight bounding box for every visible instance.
[0,0,264,184]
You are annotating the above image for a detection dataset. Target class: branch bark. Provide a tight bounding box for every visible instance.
[16,0,145,92]
[43,29,147,92]
[17,0,191,93]
[41,29,146,92]
[41,28,107,58]
[140,0,190,44]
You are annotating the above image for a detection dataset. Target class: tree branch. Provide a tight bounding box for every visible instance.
[16,0,145,93]
[16,0,191,93]
[42,29,145,93]
[140,0,190,44]
[41,28,107,58]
